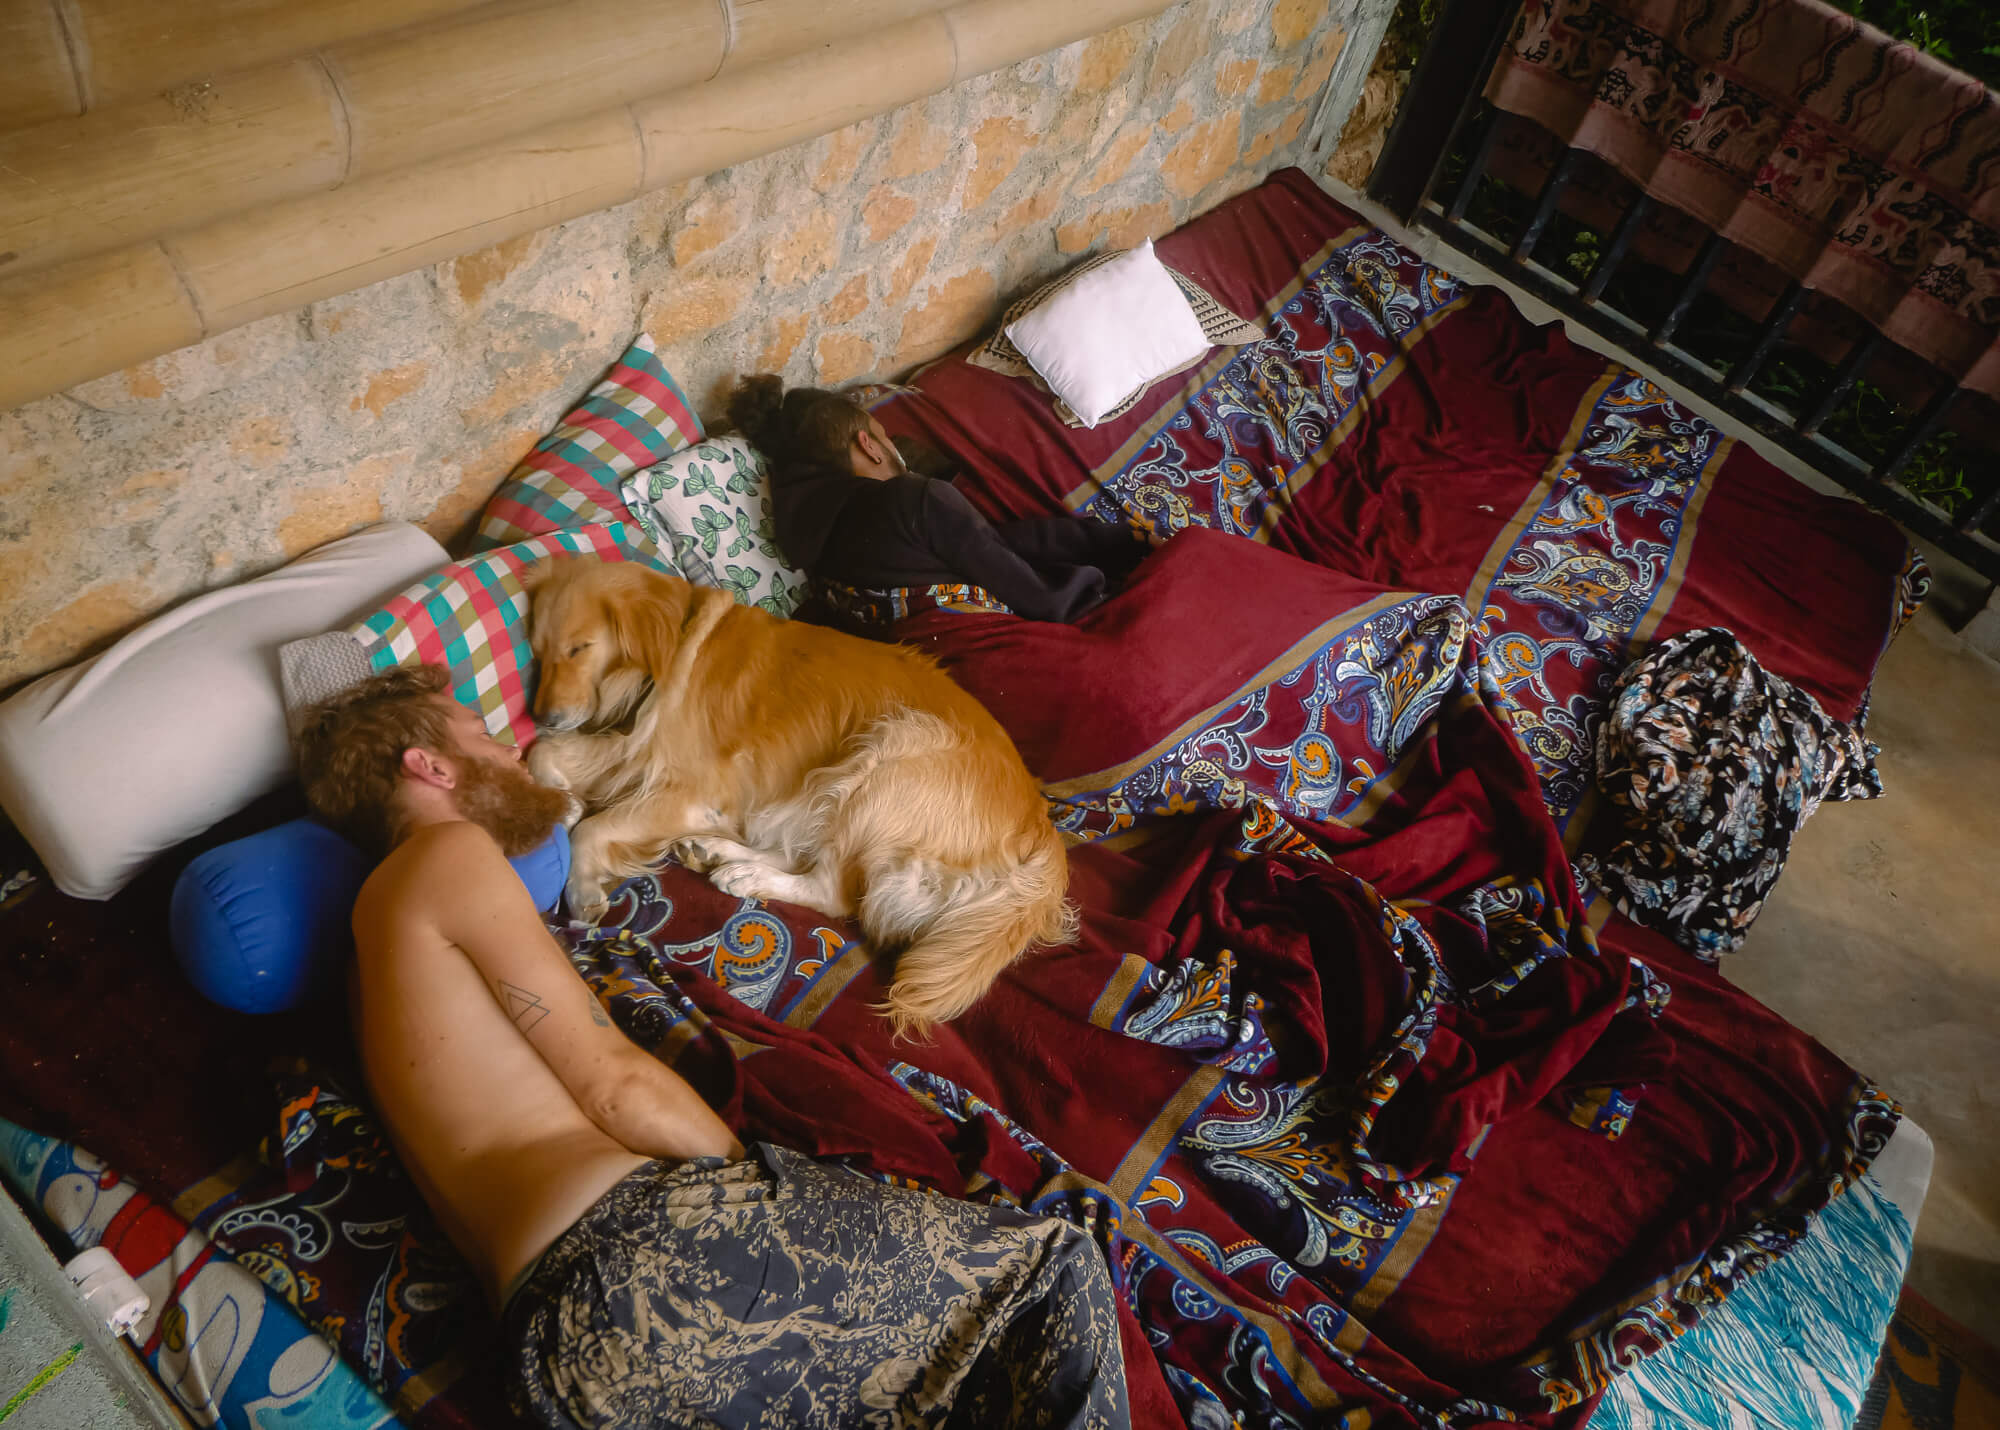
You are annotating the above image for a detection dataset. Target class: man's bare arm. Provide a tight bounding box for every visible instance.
[421,822,743,1161]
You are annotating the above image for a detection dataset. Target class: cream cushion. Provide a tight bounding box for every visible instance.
[0,522,446,899]
[1001,240,1214,428]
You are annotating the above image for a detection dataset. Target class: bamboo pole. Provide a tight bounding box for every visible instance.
[0,1,80,130]
[0,0,1177,412]
[723,0,952,70]
[327,0,728,176]
[0,246,204,392]
[0,0,1161,280]
[71,0,496,113]
[0,60,348,284]
[943,0,1170,74]
[0,0,729,282]
[177,111,646,332]
[638,14,959,188]
[0,0,500,129]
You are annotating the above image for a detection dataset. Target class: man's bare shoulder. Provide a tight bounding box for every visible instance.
[354,820,517,935]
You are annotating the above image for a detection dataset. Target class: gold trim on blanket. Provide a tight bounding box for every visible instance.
[171,1149,266,1222]
[1089,954,1152,1030]
[1348,1196,1450,1322]
[1107,1065,1224,1206]
[1464,362,1624,612]
[1042,592,1417,801]
[1262,296,1474,543]
[1020,1166,1355,1411]
[1112,1186,1355,1408]
[782,945,871,1030]
[394,1339,481,1422]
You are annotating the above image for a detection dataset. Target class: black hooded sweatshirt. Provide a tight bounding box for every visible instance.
[768,463,1146,623]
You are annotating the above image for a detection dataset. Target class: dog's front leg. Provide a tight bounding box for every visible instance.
[564,788,716,924]
[529,728,634,829]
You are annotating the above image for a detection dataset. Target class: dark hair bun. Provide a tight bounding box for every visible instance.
[726,374,787,452]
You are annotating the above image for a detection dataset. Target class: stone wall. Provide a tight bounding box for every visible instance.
[0,0,1391,691]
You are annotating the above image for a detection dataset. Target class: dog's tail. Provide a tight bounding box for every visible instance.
[867,820,1076,1042]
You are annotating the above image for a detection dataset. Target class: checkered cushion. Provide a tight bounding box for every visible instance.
[350,521,671,746]
[474,334,704,550]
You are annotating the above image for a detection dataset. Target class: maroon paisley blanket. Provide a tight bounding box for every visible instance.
[172,527,1895,1430]
[1484,0,2000,399]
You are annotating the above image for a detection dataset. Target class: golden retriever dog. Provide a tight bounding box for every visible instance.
[521,557,1075,1038]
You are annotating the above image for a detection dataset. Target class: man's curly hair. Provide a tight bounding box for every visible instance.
[296,664,455,854]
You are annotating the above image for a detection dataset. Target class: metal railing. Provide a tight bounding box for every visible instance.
[1366,0,2000,581]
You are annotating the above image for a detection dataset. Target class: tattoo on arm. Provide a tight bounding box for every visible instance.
[498,980,550,1032]
[587,995,611,1027]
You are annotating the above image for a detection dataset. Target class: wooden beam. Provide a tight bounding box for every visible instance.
[0,0,1175,411]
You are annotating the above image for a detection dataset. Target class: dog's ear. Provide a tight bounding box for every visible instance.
[604,571,687,673]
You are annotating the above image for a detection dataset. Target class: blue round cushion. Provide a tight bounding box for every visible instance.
[170,819,571,1014]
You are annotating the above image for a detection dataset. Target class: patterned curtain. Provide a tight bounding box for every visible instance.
[1485,0,2000,400]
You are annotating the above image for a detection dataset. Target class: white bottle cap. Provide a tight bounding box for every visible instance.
[63,1246,151,1338]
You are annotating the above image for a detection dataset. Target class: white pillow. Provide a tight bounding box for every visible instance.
[0,523,447,899]
[1002,240,1213,428]
[620,436,808,617]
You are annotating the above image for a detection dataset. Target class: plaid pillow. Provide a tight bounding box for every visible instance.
[351,521,671,746]
[474,334,704,550]
[621,436,808,618]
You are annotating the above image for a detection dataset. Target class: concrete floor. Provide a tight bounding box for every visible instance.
[1729,607,2000,1335]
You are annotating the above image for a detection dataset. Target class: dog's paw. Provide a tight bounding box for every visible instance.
[526,739,572,789]
[669,835,725,872]
[564,871,612,925]
[559,792,586,830]
[707,861,771,901]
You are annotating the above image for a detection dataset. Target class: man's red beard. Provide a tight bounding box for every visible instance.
[452,751,572,856]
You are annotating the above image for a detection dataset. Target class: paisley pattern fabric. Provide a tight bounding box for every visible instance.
[183,1071,494,1426]
[1043,591,1481,846]
[506,1145,1128,1430]
[1471,368,1730,827]
[1580,626,1884,958]
[1074,229,1467,543]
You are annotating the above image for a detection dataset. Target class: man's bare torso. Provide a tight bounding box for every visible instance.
[350,824,645,1307]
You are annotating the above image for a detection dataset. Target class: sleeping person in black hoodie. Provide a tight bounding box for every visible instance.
[726,374,1148,623]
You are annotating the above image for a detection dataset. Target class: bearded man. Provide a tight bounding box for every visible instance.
[295,663,1128,1430]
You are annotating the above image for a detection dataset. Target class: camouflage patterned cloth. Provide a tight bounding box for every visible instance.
[504,1143,1130,1430]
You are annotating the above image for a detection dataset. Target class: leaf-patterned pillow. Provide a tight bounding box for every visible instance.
[619,436,807,618]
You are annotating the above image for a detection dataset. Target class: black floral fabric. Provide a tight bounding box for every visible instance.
[1578,628,1882,960]
[505,1143,1130,1430]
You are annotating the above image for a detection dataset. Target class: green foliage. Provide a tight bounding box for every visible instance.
[1382,0,1445,72]
[1826,0,2000,89]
